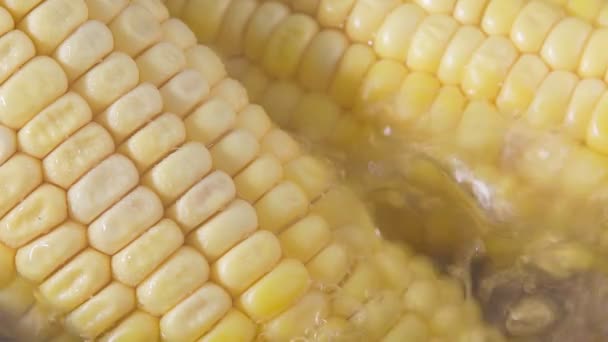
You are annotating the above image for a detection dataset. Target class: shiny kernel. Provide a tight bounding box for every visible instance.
[481,0,525,35]
[541,17,591,71]
[185,99,236,145]
[161,283,232,342]
[161,69,210,118]
[167,170,236,233]
[579,28,608,79]
[374,4,426,61]
[298,29,348,91]
[188,199,258,262]
[132,0,169,21]
[561,146,608,196]
[407,14,459,74]
[261,128,302,163]
[197,309,256,342]
[284,155,334,200]
[317,0,356,28]
[496,54,549,116]
[136,247,209,316]
[136,42,187,87]
[162,18,197,50]
[18,0,88,55]
[185,44,226,87]
[243,2,290,62]
[54,21,114,81]
[73,52,139,114]
[0,154,42,219]
[0,31,35,85]
[587,92,608,154]
[437,25,485,85]
[392,72,441,124]
[462,36,518,100]
[210,129,260,176]
[18,92,92,159]
[346,0,400,43]
[330,43,377,109]
[88,186,163,255]
[262,14,319,79]
[39,249,111,314]
[108,4,161,57]
[563,79,606,140]
[212,230,282,296]
[280,215,331,263]
[510,1,564,53]
[112,219,183,287]
[98,311,159,342]
[180,0,231,43]
[233,154,283,202]
[524,71,578,129]
[67,154,139,224]
[453,0,489,24]
[566,0,603,21]
[43,123,114,188]
[415,85,466,135]
[65,282,135,339]
[0,184,66,248]
[119,113,186,172]
[0,56,67,129]
[208,78,249,112]
[239,259,310,322]
[236,104,272,139]
[307,243,350,287]
[15,221,86,283]
[264,291,329,341]
[256,181,309,233]
[356,60,407,117]
[142,142,212,205]
[95,83,163,144]
[0,0,40,21]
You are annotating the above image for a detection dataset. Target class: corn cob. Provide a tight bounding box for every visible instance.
[0,1,503,341]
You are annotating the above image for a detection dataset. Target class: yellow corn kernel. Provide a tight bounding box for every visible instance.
[260,80,302,126]
[462,36,519,100]
[119,113,186,172]
[481,0,525,35]
[563,79,606,140]
[408,14,459,74]
[0,56,67,129]
[437,25,486,85]
[560,146,608,196]
[185,45,226,87]
[161,69,210,117]
[142,142,212,205]
[0,242,14,287]
[351,291,402,339]
[0,276,35,318]
[264,290,330,340]
[0,154,42,218]
[210,129,260,176]
[262,14,319,79]
[209,78,249,113]
[167,170,236,234]
[95,83,163,144]
[382,314,429,341]
[345,0,399,43]
[85,0,128,23]
[88,186,163,255]
[516,134,573,187]
[280,215,331,263]
[496,54,549,116]
[237,62,270,103]
[112,218,183,286]
[188,199,258,262]
[180,0,230,43]
[291,93,341,142]
[392,71,441,124]
[317,0,355,28]
[415,85,466,135]
[243,2,289,62]
[330,44,377,109]
[579,28,608,79]
[356,60,407,116]
[541,17,591,72]
[133,0,168,22]
[185,98,236,145]
[587,92,608,153]
[0,125,15,165]
[453,0,489,24]
[38,249,111,314]
[524,71,578,128]
[136,42,186,86]
[212,229,281,295]
[239,259,310,322]
[284,155,334,200]
[18,0,88,55]
[256,181,309,233]
[161,18,197,50]
[0,184,66,249]
[65,282,135,339]
[18,92,92,159]
[510,1,564,53]
[0,7,12,35]
[236,104,272,139]
[373,243,413,292]
[98,311,159,342]
[108,4,161,57]
[67,154,139,224]
[402,279,441,318]
[43,123,115,188]
[307,242,350,287]
[298,29,348,91]
[374,4,425,61]
[0,0,41,21]
[455,101,507,161]
[73,52,139,114]
[215,0,257,57]
[161,283,232,342]
[233,154,283,202]
[15,221,86,283]
[136,246,209,316]
[197,309,256,342]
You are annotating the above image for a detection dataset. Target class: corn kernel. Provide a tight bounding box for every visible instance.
[109,4,161,57]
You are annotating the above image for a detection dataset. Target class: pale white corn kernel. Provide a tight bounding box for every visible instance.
[284,155,334,200]
[233,154,283,203]
[209,78,249,113]
[210,129,260,176]
[0,0,43,21]
[0,6,13,35]
[98,311,159,342]
[136,41,186,87]
[236,104,272,139]
[185,44,227,87]
[0,31,36,85]
[0,242,14,287]
[260,128,301,163]
[85,0,129,23]
[255,181,309,233]
[307,243,350,287]
[0,125,15,165]
[374,4,426,61]
[179,0,231,43]
[185,99,236,145]
[133,0,169,22]
[243,2,289,62]
[0,154,42,218]
[161,18,197,50]
[108,3,161,57]
[280,215,331,263]
[215,0,257,57]
[453,0,489,24]
[161,69,210,117]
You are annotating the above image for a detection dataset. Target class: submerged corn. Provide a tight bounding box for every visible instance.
[0,1,501,341]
